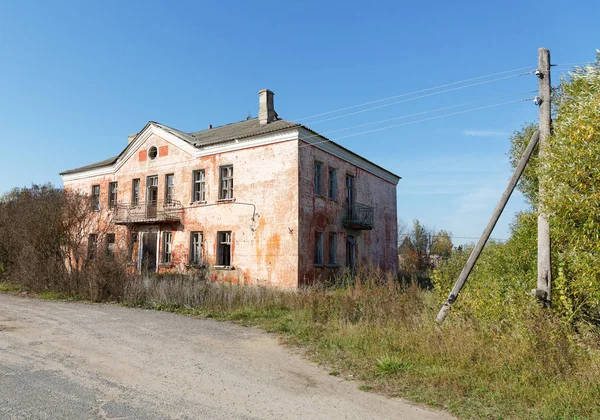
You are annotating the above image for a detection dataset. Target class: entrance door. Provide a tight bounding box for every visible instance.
[146,176,158,218]
[141,232,157,274]
[346,235,356,271]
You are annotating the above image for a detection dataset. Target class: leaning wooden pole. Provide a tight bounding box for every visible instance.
[435,130,540,323]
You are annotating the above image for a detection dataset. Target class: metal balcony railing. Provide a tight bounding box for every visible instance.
[114,200,183,224]
[343,202,374,230]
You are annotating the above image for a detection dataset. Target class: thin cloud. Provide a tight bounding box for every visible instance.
[462,129,509,137]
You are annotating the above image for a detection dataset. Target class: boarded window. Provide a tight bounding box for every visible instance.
[190,231,203,265]
[132,179,140,205]
[219,165,233,199]
[314,232,324,264]
[91,185,100,211]
[217,231,232,266]
[328,168,337,200]
[328,232,337,264]
[162,231,172,264]
[192,170,206,202]
[314,161,324,195]
[165,174,175,204]
[108,182,118,209]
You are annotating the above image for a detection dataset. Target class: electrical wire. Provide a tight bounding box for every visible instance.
[304,72,531,126]
[295,65,536,122]
[313,91,536,136]
[300,98,530,148]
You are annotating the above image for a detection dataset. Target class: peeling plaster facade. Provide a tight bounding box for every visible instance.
[61,91,400,288]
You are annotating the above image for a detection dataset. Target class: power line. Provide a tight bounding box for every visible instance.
[304,72,531,126]
[300,98,530,148]
[295,65,536,122]
[317,90,536,136]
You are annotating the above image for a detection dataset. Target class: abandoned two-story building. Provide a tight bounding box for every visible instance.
[60,90,400,287]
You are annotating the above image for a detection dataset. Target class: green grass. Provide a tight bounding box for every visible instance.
[0,282,21,292]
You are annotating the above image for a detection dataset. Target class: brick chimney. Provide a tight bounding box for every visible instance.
[258,89,277,125]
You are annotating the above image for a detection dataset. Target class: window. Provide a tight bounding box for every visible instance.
[148,146,158,160]
[190,231,203,265]
[328,233,337,264]
[219,165,233,200]
[129,232,139,263]
[314,232,324,264]
[162,231,172,264]
[217,231,232,266]
[131,179,140,205]
[91,185,100,211]
[87,234,97,260]
[106,233,115,256]
[192,170,206,202]
[328,168,337,200]
[314,161,324,196]
[165,174,175,204]
[108,182,118,209]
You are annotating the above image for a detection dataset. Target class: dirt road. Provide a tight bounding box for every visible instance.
[0,294,453,419]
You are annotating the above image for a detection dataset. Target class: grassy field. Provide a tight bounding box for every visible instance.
[2,273,600,419]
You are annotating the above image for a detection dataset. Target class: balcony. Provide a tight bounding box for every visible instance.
[343,203,374,230]
[114,200,183,225]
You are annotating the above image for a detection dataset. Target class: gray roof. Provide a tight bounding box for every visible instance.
[60,118,299,176]
[60,118,400,182]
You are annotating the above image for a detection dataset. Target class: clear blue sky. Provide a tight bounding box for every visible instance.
[1,0,598,244]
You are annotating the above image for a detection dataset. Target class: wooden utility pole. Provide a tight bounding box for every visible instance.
[435,130,540,323]
[535,48,552,306]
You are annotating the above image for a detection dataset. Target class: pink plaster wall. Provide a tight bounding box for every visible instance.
[64,132,300,287]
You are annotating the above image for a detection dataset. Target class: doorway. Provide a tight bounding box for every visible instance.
[141,232,157,274]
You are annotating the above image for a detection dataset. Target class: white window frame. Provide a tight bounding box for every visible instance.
[219,165,233,200]
[190,231,203,265]
[217,231,232,267]
[193,170,206,202]
[162,231,172,264]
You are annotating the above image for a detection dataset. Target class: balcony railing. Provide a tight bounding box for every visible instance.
[114,200,183,224]
[343,202,374,230]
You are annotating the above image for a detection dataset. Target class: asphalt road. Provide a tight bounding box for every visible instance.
[0,294,453,419]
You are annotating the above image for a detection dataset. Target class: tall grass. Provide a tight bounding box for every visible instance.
[119,269,600,419]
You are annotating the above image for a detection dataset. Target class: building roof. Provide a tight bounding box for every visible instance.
[60,118,300,176]
[60,118,400,182]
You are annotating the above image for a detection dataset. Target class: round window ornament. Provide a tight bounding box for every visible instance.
[148,146,158,160]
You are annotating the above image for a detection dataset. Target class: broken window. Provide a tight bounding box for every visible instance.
[328,232,337,264]
[132,179,140,205]
[219,165,233,200]
[91,185,100,211]
[162,231,172,264]
[328,168,337,200]
[165,174,175,204]
[314,161,324,196]
[108,182,118,209]
[190,231,203,265]
[314,231,324,264]
[87,234,97,260]
[217,231,232,266]
[106,233,115,256]
[192,170,206,202]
